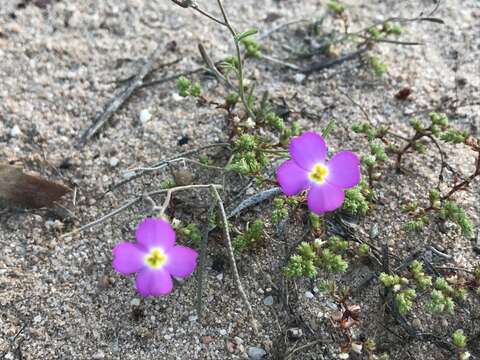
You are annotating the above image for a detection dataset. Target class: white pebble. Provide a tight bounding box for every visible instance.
[139,109,152,123]
[130,298,141,306]
[10,125,22,137]
[304,291,314,299]
[109,157,119,167]
[294,73,306,83]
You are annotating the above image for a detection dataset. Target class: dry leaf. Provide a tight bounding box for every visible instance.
[0,164,70,209]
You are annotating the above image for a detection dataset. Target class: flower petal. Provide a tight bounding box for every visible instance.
[307,183,345,214]
[327,151,361,188]
[135,218,176,250]
[112,243,146,274]
[165,246,198,278]
[289,131,328,170]
[135,268,173,297]
[276,159,309,196]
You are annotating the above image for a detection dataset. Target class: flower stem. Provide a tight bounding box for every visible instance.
[210,185,258,333]
[216,0,257,121]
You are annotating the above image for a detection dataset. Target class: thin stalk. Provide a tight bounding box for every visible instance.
[216,0,257,121]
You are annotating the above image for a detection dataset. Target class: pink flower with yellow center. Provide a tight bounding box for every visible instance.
[112,218,198,297]
[276,131,361,214]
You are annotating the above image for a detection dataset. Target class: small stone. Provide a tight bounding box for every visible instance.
[172,93,184,101]
[338,353,349,359]
[351,342,362,354]
[219,329,227,336]
[369,224,379,239]
[139,109,152,123]
[304,291,314,299]
[263,295,274,306]
[98,275,110,289]
[130,298,141,307]
[9,23,21,33]
[188,314,198,322]
[287,328,303,340]
[109,157,119,167]
[247,346,267,360]
[441,318,449,328]
[173,169,193,186]
[411,318,421,328]
[92,351,105,359]
[10,125,22,137]
[216,273,224,281]
[234,336,243,345]
[201,335,213,345]
[294,73,306,83]
[226,340,236,353]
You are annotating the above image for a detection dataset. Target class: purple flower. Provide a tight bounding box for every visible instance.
[276,131,360,214]
[112,218,198,297]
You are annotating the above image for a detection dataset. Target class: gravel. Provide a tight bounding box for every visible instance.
[1,0,479,359]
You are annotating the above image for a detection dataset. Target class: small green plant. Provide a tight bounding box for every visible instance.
[409,260,432,289]
[342,180,372,215]
[369,56,388,76]
[227,134,268,175]
[272,197,289,224]
[328,0,345,14]
[176,76,202,97]
[178,223,202,245]
[285,242,318,278]
[452,329,470,360]
[439,201,474,238]
[233,219,264,253]
[286,236,349,278]
[358,243,370,256]
[379,272,415,314]
[241,36,261,58]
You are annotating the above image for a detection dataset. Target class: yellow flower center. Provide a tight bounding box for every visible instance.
[309,164,329,184]
[145,248,167,269]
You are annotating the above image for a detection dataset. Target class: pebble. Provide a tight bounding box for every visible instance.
[304,291,314,299]
[10,125,22,137]
[338,352,349,359]
[109,157,119,167]
[188,314,198,322]
[294,73,306,83]
[130,298,141,307]
[247,346,267,360]
[263,295,274,306]
[92,351,105,359]
[201,335,213,344]
[219,329,227,336]
[351,342,362,354]
[139,109,152,123]
[216,273,224,281]
[287,327,303,340]
[369,224,379,239]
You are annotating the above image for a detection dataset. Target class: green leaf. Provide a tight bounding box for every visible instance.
[235,28,258,43]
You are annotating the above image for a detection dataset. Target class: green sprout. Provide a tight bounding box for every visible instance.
[233,219,264,253]
[241,37,261,58]
[409,260,432,290]
[176,76,201,97]
[328,0,345,14]
[439,201,474,238]
[358,243,370,256]
[395,288,416,315]
[369,56,388,76]
[178,223,202,245]
[452,329,467,349]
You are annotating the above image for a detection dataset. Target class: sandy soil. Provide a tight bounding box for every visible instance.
[1,0,479,359]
